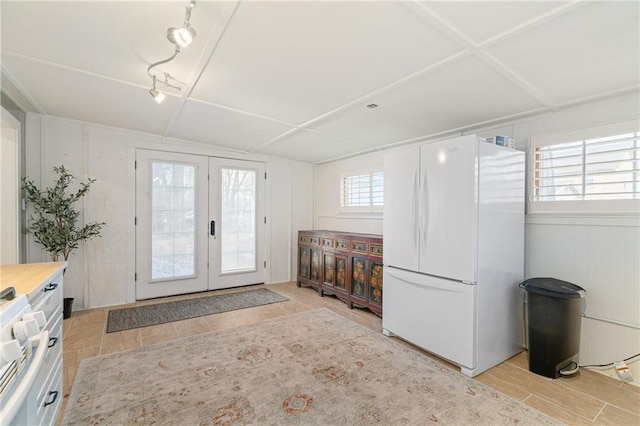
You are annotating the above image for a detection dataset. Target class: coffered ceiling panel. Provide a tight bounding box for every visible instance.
[190,1,464,124]
[2,55,178,136]
[487,1,640,104]
[168,100,296,152]
[259,130,370,164]
[311,55,545,147]
[422,1,565,44]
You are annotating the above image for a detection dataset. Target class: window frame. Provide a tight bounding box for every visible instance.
[528,120,640,215]
[338,168,384,214]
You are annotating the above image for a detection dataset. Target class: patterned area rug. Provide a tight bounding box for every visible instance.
[106,288,287,333]
[65,308,561,425]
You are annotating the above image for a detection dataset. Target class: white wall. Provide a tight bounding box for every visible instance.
[268,157,315,284]
[526,216,640,382]
[290,161,315,279]
[314,150,383,235]
[25,114,313,309]
[313,92,640,384]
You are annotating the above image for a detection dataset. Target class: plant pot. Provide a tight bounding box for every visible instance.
[63,297,74,319]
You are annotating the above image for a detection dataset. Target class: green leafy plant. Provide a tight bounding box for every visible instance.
[22,165,106,261]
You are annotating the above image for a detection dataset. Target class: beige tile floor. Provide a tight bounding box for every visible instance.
[58,282,639,425]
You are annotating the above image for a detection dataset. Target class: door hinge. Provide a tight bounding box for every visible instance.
[134,160,137,169]
[134,273,137,282]
[264,217,267,224]
[264,172,267,180]
[264,261,267,268]
[134,217,137,225]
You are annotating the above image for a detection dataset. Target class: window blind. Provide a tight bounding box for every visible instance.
[532,131,640,202]
[340,171,384,209]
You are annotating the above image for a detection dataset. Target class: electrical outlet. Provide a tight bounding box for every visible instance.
[614,361,633,382]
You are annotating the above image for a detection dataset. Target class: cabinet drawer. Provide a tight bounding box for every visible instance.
[30,273,63,322]
[369,243,383,257]
[45,316,62,377]
[30,318,62,407]
[321,238,334,249]
[351,241,368,254]
[335,239,349,251]
[299,234,311,244]
[34,355,62,426]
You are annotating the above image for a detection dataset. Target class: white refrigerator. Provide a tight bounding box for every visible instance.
[382,135,525,377]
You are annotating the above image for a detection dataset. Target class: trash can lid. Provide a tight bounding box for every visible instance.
[520,277,586,299]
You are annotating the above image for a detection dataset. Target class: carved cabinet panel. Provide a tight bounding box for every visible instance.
[297,230,383,316]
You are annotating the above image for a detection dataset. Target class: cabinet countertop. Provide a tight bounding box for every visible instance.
[0,262,67,296]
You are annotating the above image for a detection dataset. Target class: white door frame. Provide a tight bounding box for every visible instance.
[134,149,267,299]
[1,107,21,265]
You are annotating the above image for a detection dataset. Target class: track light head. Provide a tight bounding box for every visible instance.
[147,1,196,104]
[149,88,166,104]
[167,26,196,48]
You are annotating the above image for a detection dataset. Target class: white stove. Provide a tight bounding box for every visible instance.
[0,288,53,425]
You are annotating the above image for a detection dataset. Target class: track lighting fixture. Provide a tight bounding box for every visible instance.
[149,88,166,104]
[147,72,181,103]
[149,76,166,104]
[147,0,197,103]
[167,26,196,48]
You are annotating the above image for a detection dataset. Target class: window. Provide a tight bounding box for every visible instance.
[151,161,196,280]
[220,167,257,273]
[339,170,383,212]
[530,120,640,213]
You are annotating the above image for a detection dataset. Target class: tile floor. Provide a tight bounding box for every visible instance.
[59,282,639,425]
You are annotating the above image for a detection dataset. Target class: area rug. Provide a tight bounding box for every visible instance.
[65,308,561,425]
[105,288,287,333]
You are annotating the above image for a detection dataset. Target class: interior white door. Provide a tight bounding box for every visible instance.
[208,158,265,290]
[419,136,478,282]
[135,150,209,299]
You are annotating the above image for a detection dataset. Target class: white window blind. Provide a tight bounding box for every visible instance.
[530,120,640,213]
[339,170,383,211]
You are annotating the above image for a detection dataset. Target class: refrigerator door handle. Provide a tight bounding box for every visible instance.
[412,171,418,250]
[387,267,468,292]
[422,170,429,245]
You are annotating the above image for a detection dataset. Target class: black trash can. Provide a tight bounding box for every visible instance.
[520,278,586,378]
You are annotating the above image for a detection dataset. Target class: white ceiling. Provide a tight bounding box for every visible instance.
[1,1,638,164]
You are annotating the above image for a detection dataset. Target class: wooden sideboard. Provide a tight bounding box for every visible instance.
[297,230,383,316]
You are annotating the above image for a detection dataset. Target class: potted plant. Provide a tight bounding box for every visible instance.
[22,165,106,318]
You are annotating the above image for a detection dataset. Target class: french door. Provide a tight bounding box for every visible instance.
[135,150,265,299]
[208,158,265,290]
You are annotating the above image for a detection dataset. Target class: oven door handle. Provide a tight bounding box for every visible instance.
[0,330,49,425]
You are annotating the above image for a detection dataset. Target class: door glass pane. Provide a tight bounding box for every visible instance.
[220,168,257,273]
[151,161,196,280]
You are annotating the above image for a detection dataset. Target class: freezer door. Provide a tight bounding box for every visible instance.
[419,136,478,282]
[382,267,476,370]
[383,145,420,271]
